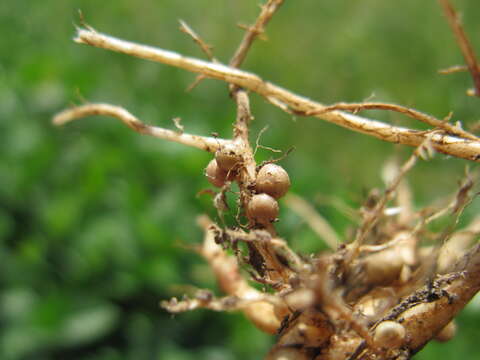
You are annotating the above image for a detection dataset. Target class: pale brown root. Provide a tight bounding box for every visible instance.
[353,232,417,287]
[196,215,283,334]
[400,250,480,351]
[438,64,468,74]
[381,158,414,226]
[354,288,398,321]
[319,334,364,360]
[229,0,284,69]
[285,193,340,249]
[312,259,375,348]
[437,215,480,273]
[178,20,218,90]
[439,0,480,96]
[309,102,477,141]
[202,0,294,307]
[349,140,427,260]
[358,231,415,254]
[223,228,305,272]
[408,172,474,241]
[227,0,285,245]
[267,310,334,360]
[60,5,480,360]
[178,20,215,61]
[227,0,284,189]
[327,244,480,359]
[227,0,282,216]
[53,103,229,152]
[352,174,474,292]
[232,89,256,182]
[74,28,480,162]
[352,243,480,358]
[229,89,292,283]
[162,291,275,313]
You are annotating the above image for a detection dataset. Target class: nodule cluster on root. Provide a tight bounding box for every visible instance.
[249,163,291,225]
[204,147,291,226]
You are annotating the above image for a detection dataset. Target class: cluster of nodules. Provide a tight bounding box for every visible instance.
[205,144,290,225]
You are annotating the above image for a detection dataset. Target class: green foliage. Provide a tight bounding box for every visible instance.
[1,0,480,359]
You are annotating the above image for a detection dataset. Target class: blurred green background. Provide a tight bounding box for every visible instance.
[1,0,480,359]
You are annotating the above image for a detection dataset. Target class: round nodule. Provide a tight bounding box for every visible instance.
[205,159,227,187]
[435,321,457,343]
[268,347,309,360]
[215,143,242,172]
[373,321,405,349]
[256,163,290,199]
[247,193,279,225]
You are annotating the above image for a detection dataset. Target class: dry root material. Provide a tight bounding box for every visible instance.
[53,1,480,359]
